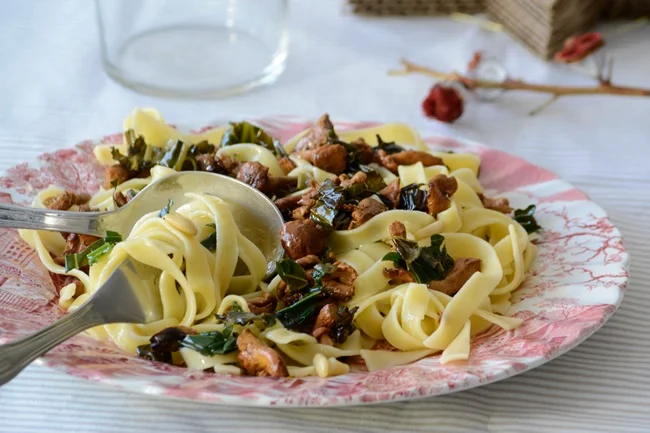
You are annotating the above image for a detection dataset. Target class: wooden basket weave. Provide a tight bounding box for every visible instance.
[347,0,484,15]
[485,0,601,59]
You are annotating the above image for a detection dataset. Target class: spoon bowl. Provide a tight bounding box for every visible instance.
[0,171,285,276]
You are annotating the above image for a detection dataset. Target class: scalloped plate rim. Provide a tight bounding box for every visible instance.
[0,116,629,407]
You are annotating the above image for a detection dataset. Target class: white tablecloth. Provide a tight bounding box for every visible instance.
[1,1,650,432]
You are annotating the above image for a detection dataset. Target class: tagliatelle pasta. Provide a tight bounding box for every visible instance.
[20,108,539,377]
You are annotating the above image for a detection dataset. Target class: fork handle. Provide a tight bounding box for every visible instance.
[0,302,104,386]
[0,203,105,236]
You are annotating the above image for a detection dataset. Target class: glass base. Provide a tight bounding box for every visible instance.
[103,24,287,99]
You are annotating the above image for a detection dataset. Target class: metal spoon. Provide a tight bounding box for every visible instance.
[0,172,286,386]
[0,171,285,276]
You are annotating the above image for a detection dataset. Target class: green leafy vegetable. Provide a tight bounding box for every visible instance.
[382,234,455,284]
[230,301,244,313]
[158,199,173,218]
[64,231,123,272]
[201,232,217,251]
[311,262,336,285]
[112,130,215,174]
[86,242,115,266]
[221,121,285,156]
[309,179,347,229]
[215,309,277,328]
[332,306,359,344]
[312,262,336,283]
[376,134,404,155]
[111,130,163,173]
[344,165,387,200]
[309,177,388,230]
[158,140,184,169]
[64,239,104,271]
[398,183,428,212]
[360,165,387,193]
[103,230,123,243]
[310,200,342,229]
[382,251,403,265]
[188,140,215,157]
[513,205,542,234]
[277,259,309,292]
[274,287,323,328]
[200,223,218,251]
[136,344,172,363]
[179,325,238,356]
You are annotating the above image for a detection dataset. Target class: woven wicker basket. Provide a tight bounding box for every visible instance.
[347,0,484,15]
[485,0,601,59]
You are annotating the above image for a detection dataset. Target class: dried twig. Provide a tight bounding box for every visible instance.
[390,59,650,98]
[528,95,559,116]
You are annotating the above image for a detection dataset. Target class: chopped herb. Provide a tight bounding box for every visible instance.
[158,140,184,169]
[111,130,163,173]
[376,193,396,208]
[230,302,244,313]
[398,183,428,212]
[200,223,218,251]
[179,325,238,356]
[201,232,217,251]
[86,242,115,266]
[64,231,123,272]
[376,134,404,155]
[513,205,542,234]
[104,230,123,243]
[158,199,173,218]
[344,166,387,200]
[360,165,387,193]
[136,344,172,364]
[215,309,277,327]
[332,306,359,344]
[310,199,343,229]
[382,234,455,284]
[311,262,336,285]
[316,179,346,208]
[64,239,104,271]
[221,121,284,156]
[274,287,323,328]
[187,140,215,157]
[382,251,403,265]
[112,130,215,174]
[309,177,385,230]
[277,259,309,292]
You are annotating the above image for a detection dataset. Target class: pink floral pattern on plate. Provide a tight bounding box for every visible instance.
[0,118,629,406]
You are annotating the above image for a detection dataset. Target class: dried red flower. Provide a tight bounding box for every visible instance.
[422,84,464,123]
[554,32,605,64]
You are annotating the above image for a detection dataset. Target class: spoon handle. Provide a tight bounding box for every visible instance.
[0,301,104,386]
[0,204,106,236]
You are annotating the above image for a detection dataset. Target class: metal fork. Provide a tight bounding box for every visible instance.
[0,259,162,386]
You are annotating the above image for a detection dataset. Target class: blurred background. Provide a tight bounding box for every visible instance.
[2,0,648,178]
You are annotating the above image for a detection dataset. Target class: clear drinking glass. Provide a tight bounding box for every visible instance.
[95,0,289,98]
